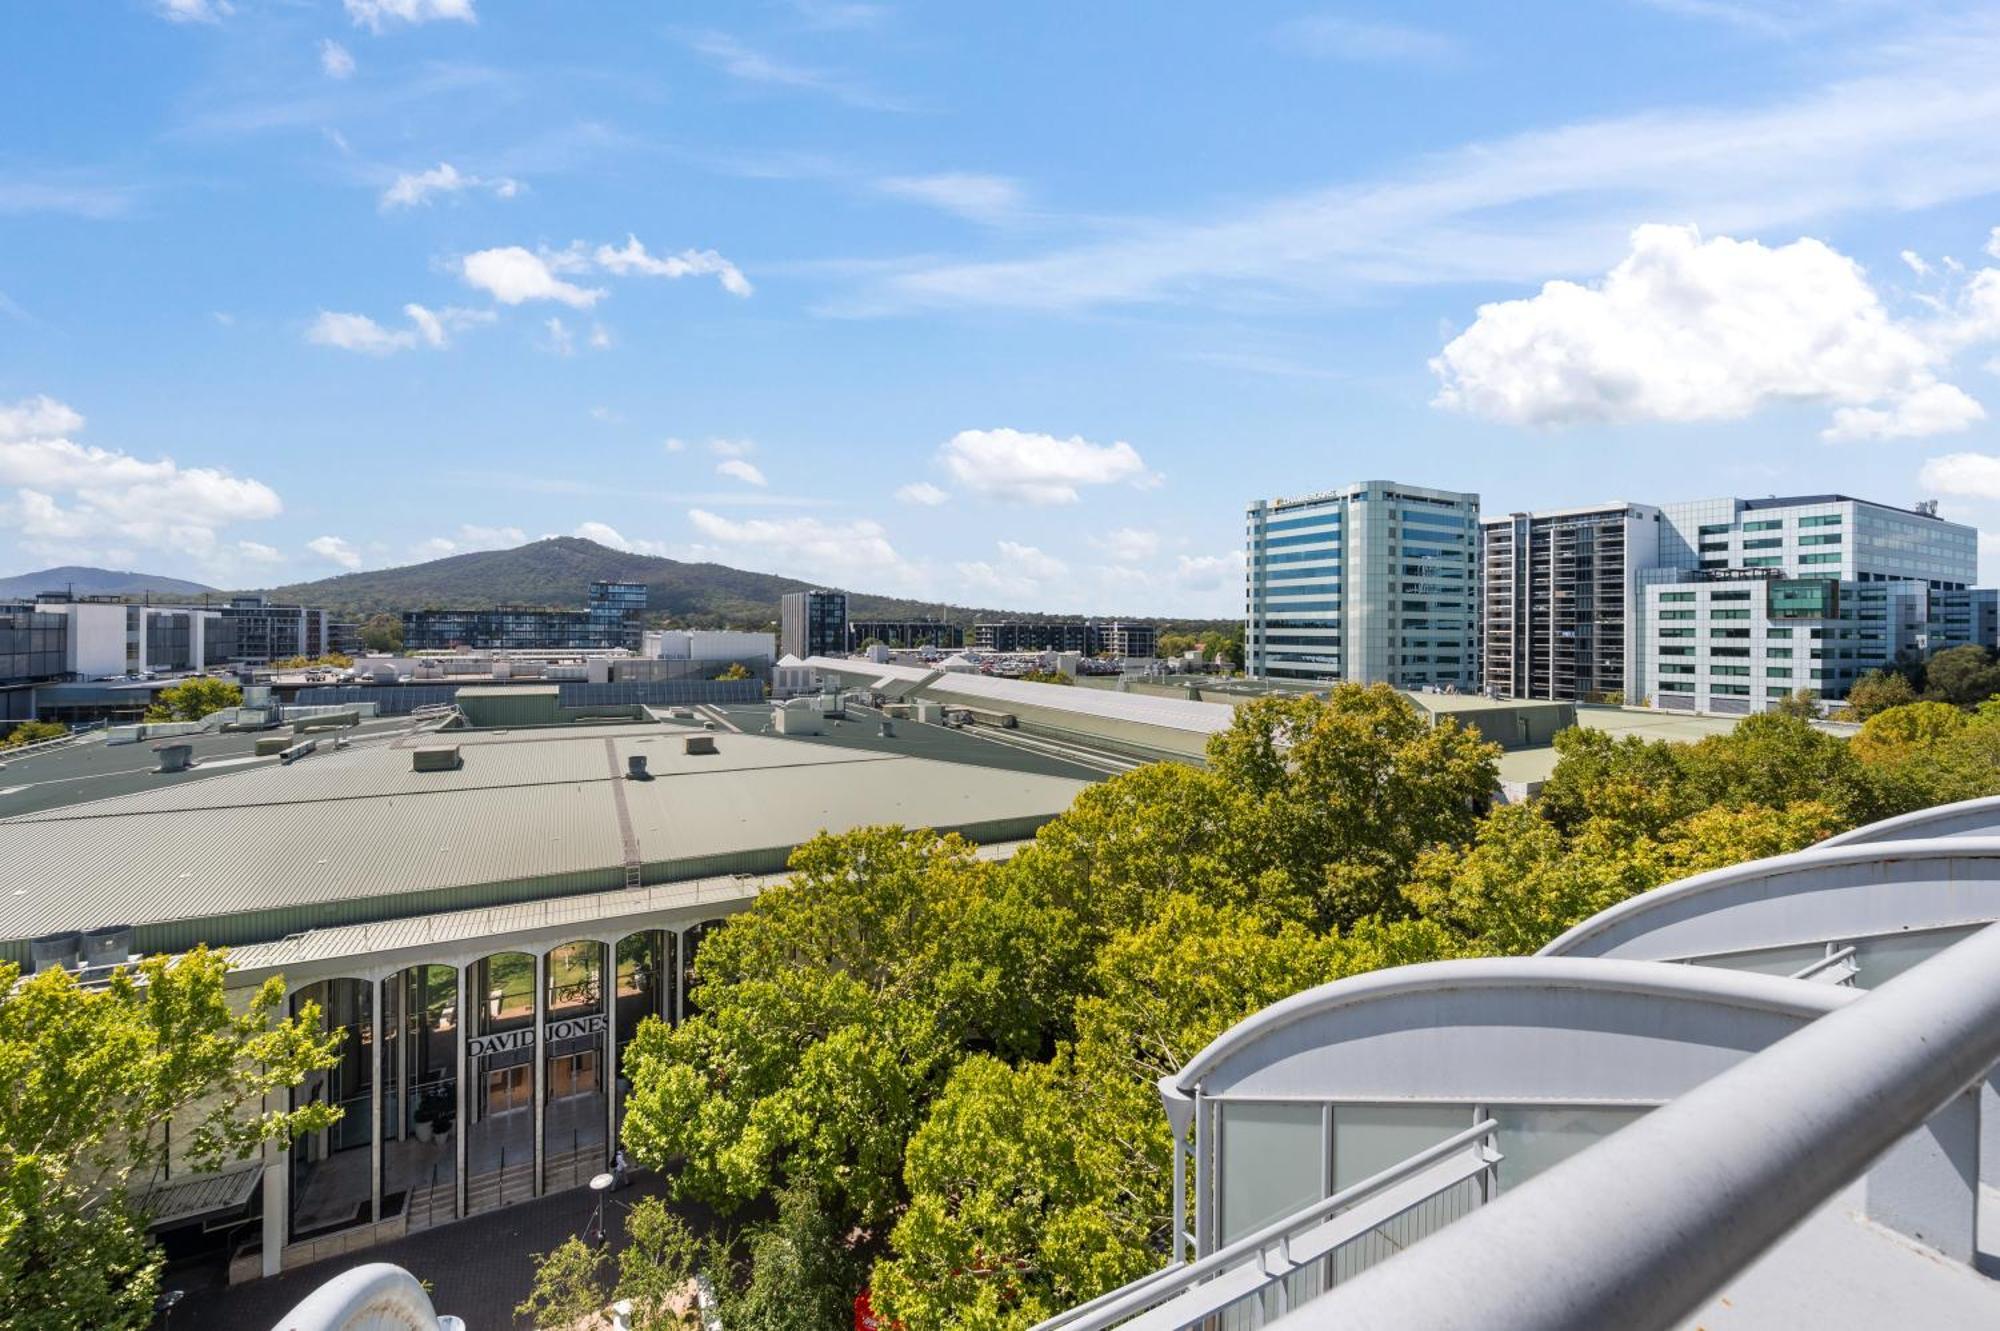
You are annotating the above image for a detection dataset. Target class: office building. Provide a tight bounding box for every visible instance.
[1245,480,1480,688]
[1639,495,1986,715]
[402,582,648,655]
[970,620,1156,657]
[780,589,848,660]
[208,595,346,666]
[1482,504,1663,703]
[846,619,964,651]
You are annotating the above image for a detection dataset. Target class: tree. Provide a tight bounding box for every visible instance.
[1019,670,1074,686]
[0,948,340,1330]
[0,720,67,751]
[518,1197,714,1330]
[1156,633,1198,658]
[724,1183,871,1331]
[1205,686,1500,928]
[143,677,242,723]
[716,662,753,681]
[1770,688,1820,720]
[1922,644,2000,707]
[1839,670,1915,721]
[359,612,403,654]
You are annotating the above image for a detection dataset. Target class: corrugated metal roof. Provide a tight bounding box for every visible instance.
[808,656,1237,734]
[1,725,1086,959]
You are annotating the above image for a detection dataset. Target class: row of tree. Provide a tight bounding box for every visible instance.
[1841,643,2000,719]
[591,686,2000,1329]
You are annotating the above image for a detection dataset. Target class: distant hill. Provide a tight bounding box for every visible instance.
[247,537,1234,632]
[0,565,220,601]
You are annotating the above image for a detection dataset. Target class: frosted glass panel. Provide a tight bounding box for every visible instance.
[1854,926,1982,989]
[1219,1102,1324,1242]
[1491,1105,1649,1188]
[1332,1104,1473,1192]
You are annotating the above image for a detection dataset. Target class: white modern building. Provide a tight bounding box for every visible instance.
[641,629,775,665]
[1245,480,1480,689]
[1481,503,1663,703]
[1639,495,1986,715]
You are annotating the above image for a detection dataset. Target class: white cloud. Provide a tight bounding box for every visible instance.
[320,39,356,79]
[543,318,575,356]
[1175,550,1246,591]
[344,0,475,33]
[877,173,1023,225]
[1430,224,1980,441]
[573,520,669,556]
[716,459,768,486]
[1279,16,1460,67]
[895,481,948,506]
[938,427,1151,504]
[686,31,903,111]
[663,437,688,453]
[380,162,520,211]
[954,541,1068,600]
[1902,249,1932,278]
[1920,452,2000,499]
[416,523,526,558]
[158,0,231,23]
[589,322,613,350]
[998,541,1066,580]
[307,535,363,569]
[307,304,488,354]
[461,246,603,308]
[594,235,752,297]
[307,311,413,354]
[1091,526,1161,562]
[589,406,623,424]
[707,438,755,457]
[1988,227,2000,261]
[236,540,285,565]
[0,398,283,571]
[688,508,908,581]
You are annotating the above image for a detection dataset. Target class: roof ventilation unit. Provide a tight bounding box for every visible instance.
[627,753,651,780]
[81,925,133,969]
[30,932,82,974]
[412,745,462,772]
[154,743,194,774]
[683,734,718,756]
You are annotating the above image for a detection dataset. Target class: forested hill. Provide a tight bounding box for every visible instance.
[0,566,219,600]
[246,536,1234,632]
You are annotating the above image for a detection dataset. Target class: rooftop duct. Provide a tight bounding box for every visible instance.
[683,734,718,756]
[627,753,651,780]
[81,925,133,968]
[412,746,462,773]
[31,932,82,974]
[154,743,194,774]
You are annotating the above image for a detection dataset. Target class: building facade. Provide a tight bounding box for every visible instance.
[780,590,848,660]
[1482,504,1663,703]
[1639,496,1986,715]
[1245,480,1480,688]
[846,619,965,651]
[968,620,1157,657]
[403,582,647,655]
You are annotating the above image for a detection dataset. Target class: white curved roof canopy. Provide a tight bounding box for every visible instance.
[1167,957,1856,1108]
[1818,794,2000,847]
[1538,837,2000,964]
[268,1262,447,1331]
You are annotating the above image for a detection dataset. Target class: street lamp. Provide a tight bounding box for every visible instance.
[586,1171,616,1244]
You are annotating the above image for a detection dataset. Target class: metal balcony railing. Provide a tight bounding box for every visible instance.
[1032,1120,1499,1331]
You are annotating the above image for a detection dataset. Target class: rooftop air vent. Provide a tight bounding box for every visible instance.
[30,932,82,974]
[684,734,718,756]
[412,745,462,773]
[81,925,133,968]
[627,753,651,780]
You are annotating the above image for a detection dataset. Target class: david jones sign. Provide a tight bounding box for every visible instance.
[468,1012,608,1059]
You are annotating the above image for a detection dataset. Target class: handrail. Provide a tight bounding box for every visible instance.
[1031,1118,1498,1331]
[1787,945,1857,982]
[1271,921,2000,1331]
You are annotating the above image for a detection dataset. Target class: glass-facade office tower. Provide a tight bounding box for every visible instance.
[780,589,848,660]
[1482,504,1663,704]
[1245,480,1480,688]
[1640,495,1987,716]
[586,581,648,653]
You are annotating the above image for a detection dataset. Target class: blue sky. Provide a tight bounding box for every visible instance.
[9,1,2000,615]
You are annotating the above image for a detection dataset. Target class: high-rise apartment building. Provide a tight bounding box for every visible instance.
[1639,495,1987,715]
[1245,480,1480,688]
[1481,504,1663,703]
[780,589,848,659]
[586,581,648,653]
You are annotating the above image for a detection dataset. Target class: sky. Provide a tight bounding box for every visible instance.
[10,1,2000,616]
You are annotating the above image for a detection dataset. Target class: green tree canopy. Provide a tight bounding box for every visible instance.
[142,677,242,723]
[0,948,340,1330]
[1923,644,2000,707]
[1839,669,1916,721]
[0,720,67,751]
[359,612,403,653]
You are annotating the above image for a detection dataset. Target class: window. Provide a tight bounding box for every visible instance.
[1700,559,1729,569]
[1660,610,1696,621]
[1769,579,1838,619]
[1698,523,1733,535]
[1658,627,1695,638]
[1699,540,1731,553]
[1767,627,1793,638]
[1742,538,1782,549]
[1744,520,1783,532]
[1800,553,1842,565]
[1711,665,1750,676]
[1768,648,1793,659]
[1800,534,1842,547]
[1745,557,1783,567]
[1765,667,1792,678]
[1712,683,1752,695]
[1711,609,1751,620]
[1659,592,1696,603]
[1799,514,1843,528]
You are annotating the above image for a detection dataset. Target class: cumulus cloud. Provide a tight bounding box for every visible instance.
[938,427,1150,504]
[895,481,948,506]
[345,0,474,33]
[319,39,355,79]
[663,437,688,454]
[1430,224,1981,442]
[1920,452,2000,499]
[594,236,752,296]
[1176,550,1246,591]
[707,438,755,458]
[462,247,604,308]
[716,459,767,487]
[573,521,669,556]
[1091,526,1160,562]
[307,304,489,353]
[419,523,527,557]
[0,395,283,570]
[542,317,576,356]
[1902,249,1932,278]
[688,508,907,580]
[955,541,1068,599]
[877,173,1023,225]
[380,162,520,211]
[236,540,285,565]
[307,535,363,569]
[158,0,231,23]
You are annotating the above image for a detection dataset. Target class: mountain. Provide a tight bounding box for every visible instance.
[247,537,1234,632]
[0,566,221,601]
